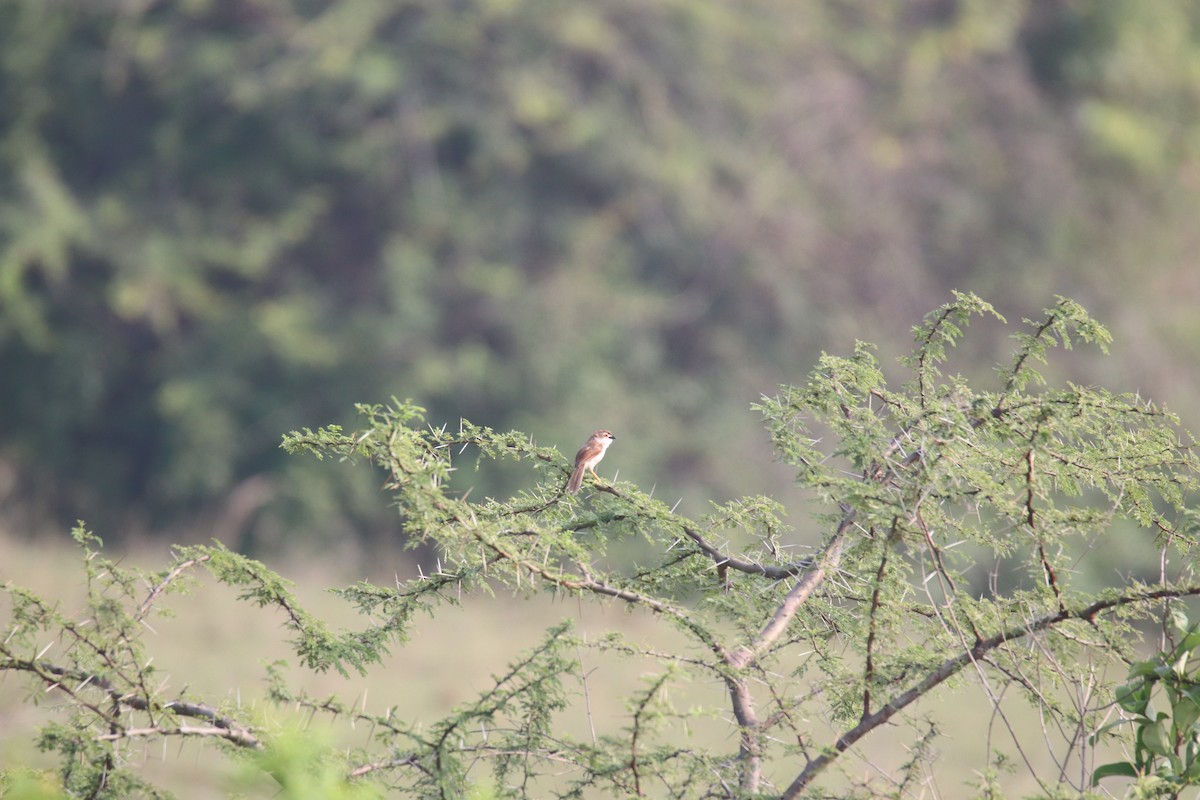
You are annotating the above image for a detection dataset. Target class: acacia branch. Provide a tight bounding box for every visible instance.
[721,506,855,795]
[780,583,1200,798]
[95,723,261,748]
[593,483,817,582]
[862,524,894,718]
[729,507,856,670]
[630,673,671,798]
[474,529,728,659]
[0,656,262,749]
[137,555,211,620]
[916,507,957,596]
[678,525,814,580]
[1,651,117,726]
[915,303,959,405]
[349,755,429,779]
[995,313,1060,416]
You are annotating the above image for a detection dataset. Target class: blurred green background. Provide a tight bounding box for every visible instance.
[2,0,1200,559]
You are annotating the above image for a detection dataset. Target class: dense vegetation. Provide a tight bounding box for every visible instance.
[2,2,1200,548]
[5,295,1200,798]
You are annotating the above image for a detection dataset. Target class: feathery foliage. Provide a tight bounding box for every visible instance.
[4,294,1200,797]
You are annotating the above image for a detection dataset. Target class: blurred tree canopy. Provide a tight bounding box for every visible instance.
[1,0,1199,548]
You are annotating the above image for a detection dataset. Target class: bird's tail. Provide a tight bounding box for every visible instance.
[567,465,585,493]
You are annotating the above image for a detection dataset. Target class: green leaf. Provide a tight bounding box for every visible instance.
[1176,628,1200,657]
[1092,760,1139,786]
[1183,748,1200,781]
[1173,694,1200,735]
[1128,659,1161,679]
[1117,678,1153,716]
[1141,719,1174,758]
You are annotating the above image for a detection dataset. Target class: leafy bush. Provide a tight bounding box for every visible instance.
[1093,611,1200,796]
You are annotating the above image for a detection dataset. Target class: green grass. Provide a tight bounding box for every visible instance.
[1,530,1129,798]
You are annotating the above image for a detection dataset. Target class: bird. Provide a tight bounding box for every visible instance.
[567,430,617,493]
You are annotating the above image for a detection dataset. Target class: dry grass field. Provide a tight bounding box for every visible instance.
[1,529,1127,798]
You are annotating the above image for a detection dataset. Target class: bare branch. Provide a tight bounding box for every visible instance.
[95,723,261,749]
[350,755,428,779]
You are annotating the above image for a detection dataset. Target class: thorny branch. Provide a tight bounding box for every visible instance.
[349,755,428,779]
[731,507,857,670]
[1023,439,1066,612]
[630,673,672,798]
[679,525,815,581]
[914,303,961,406]
[0,656,262,749]
[780,583,1200,798]
[137,554,212,621]
[471,523,728,659]
[995,312,1061,417]
[862,521,895,718]
[721,506,856,794]
[593,482,817,582]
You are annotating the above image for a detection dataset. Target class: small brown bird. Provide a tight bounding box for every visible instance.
[567,430,617,493]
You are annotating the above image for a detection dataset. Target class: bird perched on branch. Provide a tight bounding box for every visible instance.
[567,430,616,493]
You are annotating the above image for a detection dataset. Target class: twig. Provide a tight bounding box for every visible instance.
[862,521,895,718]
[137,555,211,621]
[473,531,727,659]
[95,723,260,749]
[629,674,670,798]
[349,754,428,779]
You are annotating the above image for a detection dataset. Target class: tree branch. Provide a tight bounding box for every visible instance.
[862,523,894,718]
[721,506,856,795]
[95,723,261,748]
[137,555,211,621]
[473,529,729,659]
[729,507,856,670]
[0,656,262,749]
[678,525,814,581]
[780,583,1200,798]
[349,755,429,779]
